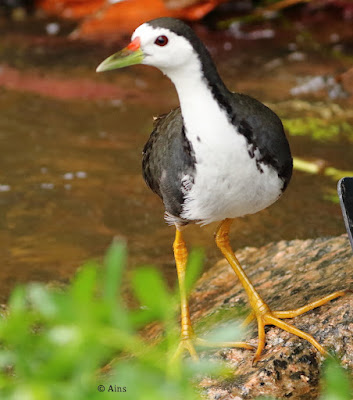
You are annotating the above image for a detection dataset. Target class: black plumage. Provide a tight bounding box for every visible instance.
[142,108,196,221]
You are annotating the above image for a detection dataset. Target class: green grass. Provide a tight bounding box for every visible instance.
[0,241,351,399]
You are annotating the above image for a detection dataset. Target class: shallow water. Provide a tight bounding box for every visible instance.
[0,13,352,302]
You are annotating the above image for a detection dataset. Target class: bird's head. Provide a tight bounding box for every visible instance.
[96,18,202,75]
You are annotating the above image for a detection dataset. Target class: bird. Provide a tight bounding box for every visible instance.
[97,17,345,362]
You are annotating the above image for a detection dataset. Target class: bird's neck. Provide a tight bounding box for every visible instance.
[163,60,232,140]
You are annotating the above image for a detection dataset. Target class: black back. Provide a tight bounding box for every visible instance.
[228,93,292,189]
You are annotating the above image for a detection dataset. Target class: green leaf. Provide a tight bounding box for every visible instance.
[7,286,26,315]
[70,264,98,304]
[320,357,352,400]
[103,239,127,303]
[184,249,204,295]
[27,283,58,319]
[132,267,172,319]
[202,321,244,343]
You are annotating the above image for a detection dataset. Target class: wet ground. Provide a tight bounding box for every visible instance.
[0,9,352,302]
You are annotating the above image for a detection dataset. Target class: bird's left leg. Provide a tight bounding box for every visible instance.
[172,228,254,362]
[215,218,345,363]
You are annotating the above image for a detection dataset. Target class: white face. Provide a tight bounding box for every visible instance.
[132,23,197,72]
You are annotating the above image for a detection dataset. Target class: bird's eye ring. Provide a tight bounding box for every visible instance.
[154,35,168,46]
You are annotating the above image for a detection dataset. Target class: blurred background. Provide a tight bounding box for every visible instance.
[0,0,352,302]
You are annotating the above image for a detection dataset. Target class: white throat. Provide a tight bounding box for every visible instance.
[162,60,231,142]
[134,22,231,140]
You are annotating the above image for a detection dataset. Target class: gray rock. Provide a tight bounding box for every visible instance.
[188,235,353,399]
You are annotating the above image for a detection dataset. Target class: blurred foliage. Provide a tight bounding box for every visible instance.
[320,356,353,400]
[283,117,353,143]
[293,157,353,182]
[0,240,226,400]
[0,241,351,399]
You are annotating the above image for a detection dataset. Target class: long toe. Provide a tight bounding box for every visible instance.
[250,291,346,363]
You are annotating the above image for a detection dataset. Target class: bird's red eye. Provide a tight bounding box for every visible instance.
[154,35,168,46]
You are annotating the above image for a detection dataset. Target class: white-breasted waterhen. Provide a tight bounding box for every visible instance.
[97,17,345,362]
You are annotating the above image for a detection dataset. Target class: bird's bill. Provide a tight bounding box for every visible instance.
[96,37,143,72]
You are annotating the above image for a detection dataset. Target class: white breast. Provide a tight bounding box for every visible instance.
[162,50,283,226]
[181,128,283,225]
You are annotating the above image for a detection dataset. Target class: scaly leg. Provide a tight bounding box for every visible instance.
[215,218,345,363]
[172,228,254,361]
[172,228,198,361]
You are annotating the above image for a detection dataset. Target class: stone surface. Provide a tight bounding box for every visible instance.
[187,235,353,399]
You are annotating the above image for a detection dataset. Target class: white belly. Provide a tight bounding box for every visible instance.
[180,128,283,225]
[166,64,284,226]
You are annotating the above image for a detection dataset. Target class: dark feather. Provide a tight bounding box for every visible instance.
[228,93,292,190]
[142,108,196,221]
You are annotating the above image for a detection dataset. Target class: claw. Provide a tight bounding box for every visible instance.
[171,336,254,362]
[172,338,199,362]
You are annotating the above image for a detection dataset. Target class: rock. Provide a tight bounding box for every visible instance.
[187,234,353,399]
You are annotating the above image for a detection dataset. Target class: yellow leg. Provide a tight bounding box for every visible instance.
[172,228,254,362]
[172,229,199,361]
[215,218,345,363]
[173,229,193,340]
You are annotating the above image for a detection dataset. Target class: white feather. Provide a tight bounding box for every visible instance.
[134,23,283,225]
[164,49,282,225]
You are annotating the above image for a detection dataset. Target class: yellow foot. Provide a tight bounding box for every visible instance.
[172,338,199,362]
[215,218,346,364]
[245,291,346,363]
[172,337,255,362]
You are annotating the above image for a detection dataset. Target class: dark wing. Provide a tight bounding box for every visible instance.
[142,108,196,219]
[229,93,293,191]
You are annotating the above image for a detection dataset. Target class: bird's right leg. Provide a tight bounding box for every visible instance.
[172,228,254,362]
[172,228,198,361]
